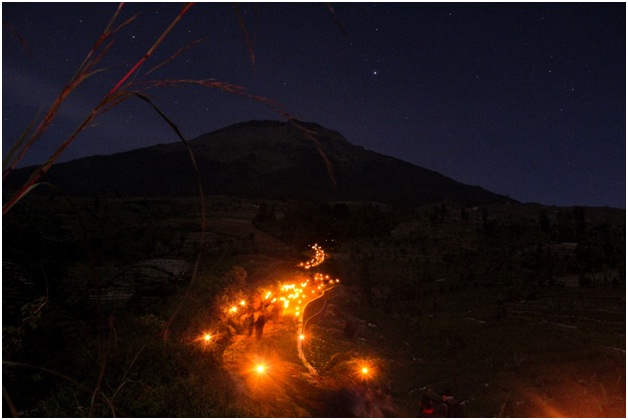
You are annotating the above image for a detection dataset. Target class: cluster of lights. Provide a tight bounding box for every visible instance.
[226,299,248,315]
[297,244,325,269]
[196,243,378,388]
[217,276,339,322]
[199,244,352,374]
[214,246,341,324]
[313,272,340,288]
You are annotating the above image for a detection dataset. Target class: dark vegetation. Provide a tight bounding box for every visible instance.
[3,191,625,417]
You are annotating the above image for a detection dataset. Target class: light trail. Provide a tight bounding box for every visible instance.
[200,244,343,378]
[297,244,325,269]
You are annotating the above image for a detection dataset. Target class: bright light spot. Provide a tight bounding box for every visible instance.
[362,367,369,375]
[204,334,211,342]
[240,300,246,306]
[265,291,272,300]
[256,364,265,373]
[299,334,305,341]
[229,306,237,313]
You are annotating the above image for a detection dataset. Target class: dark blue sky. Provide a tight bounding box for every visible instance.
[3,2,626,208]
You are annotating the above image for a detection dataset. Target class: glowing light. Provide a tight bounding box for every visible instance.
[361,367,369,375]
[299,334,305,341]
[204,245,341,344]
[298,244,326,269]
[197,331,215,346]
[256,364,266,374]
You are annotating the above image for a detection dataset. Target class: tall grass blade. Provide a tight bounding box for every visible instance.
[2,113,39,171]
[3,3,193,215]
[2,5,134,181]
[106,2,193,97]
[2,387,18,418]
[2,21,32,55]
[325,3,349,36]
[131,92,207,343]
[146,37,204,76]
[233,3,256,68]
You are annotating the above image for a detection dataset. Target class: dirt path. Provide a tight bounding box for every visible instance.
[221,318,337,417]
[221,289,405,417]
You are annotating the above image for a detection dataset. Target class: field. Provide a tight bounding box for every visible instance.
[304,284,625,417]
[2,195,625,417]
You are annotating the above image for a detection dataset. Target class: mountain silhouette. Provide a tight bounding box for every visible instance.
[5,120,513,207]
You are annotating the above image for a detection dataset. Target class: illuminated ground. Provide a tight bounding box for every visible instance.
[218,282,625,417]
[202,245,624,417]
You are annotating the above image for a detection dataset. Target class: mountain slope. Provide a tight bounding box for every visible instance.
[5,120,513,207]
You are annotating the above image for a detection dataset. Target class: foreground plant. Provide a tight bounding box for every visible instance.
[2,3,302,215]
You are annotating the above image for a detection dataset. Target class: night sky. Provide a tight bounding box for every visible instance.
[2,2,626,208]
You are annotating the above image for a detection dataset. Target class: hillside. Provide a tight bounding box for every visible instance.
[5,120,513,207]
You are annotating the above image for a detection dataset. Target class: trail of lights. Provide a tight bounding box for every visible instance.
[200,244,340,343]
[297,244,325,269]
[196,244,376,394]
[197,243,379,384]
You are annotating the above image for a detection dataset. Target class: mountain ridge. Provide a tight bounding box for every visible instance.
[5,119,514,207]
